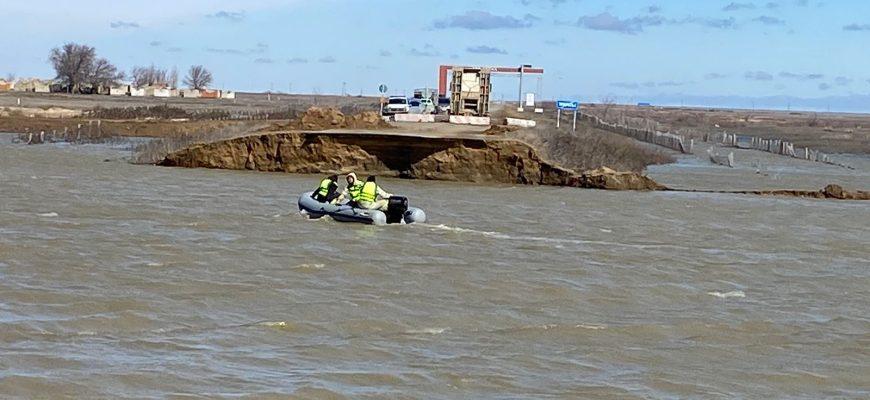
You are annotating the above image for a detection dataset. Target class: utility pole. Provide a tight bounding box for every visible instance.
[341,81,347,96]
[517,64,524,111]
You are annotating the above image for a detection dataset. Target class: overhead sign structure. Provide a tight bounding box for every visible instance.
[556,100,579,110]
[378,84,388,94]
[555,100,580,131]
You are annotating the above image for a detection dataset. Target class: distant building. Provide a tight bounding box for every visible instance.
[180,89,200,98]
[637,102,652,107]
[144,85,171,97]
[110,84,131,96]
[93,84,113,95]
[0,79,13,91]
[14,78,52,93]
[220,90,235,99]
[199,89,219,99]
[413,88,436,100]
[130,87,146,97]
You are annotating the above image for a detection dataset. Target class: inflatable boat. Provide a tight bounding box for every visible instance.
[298,192,426,225]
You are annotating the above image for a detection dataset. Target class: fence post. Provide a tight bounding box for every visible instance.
[572,109,577,132]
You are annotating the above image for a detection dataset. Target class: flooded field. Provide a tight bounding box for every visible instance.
[1,138,868,398]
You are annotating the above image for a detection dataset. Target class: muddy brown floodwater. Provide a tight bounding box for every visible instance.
[1,136,869,399]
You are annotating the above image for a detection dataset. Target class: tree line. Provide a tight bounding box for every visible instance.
[48,42,213,93]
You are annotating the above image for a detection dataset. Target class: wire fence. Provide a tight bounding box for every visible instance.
[718,132,852,169]
[576,111,693,154]
[14,120,118,145]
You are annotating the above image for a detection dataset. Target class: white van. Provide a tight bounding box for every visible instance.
[384,96,409,114]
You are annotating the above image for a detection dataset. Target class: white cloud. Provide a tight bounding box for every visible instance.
[745,71,774,81]
[466,45,508,54]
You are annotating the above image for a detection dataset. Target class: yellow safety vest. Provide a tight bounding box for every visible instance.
[316,178,333,196]
[358,181,378,202]
[348,182,364,199]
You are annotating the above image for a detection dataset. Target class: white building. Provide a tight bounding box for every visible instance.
[109,85,130,96]
[144,86,171,97]
[181,89,200,98]
[14,78,51,93]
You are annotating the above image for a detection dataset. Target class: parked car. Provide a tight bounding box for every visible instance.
[419,98,436,114]
[384,96,409,114]
[408,99,421,114]
[437,96,450,114]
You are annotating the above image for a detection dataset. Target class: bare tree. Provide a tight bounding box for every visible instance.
[131,64,169,88]
[183,65,213,90]
[88,58,124,89]
[600,95,616,122]
[168,66,178,88]
[4,73,15,82]
[49,43,97,93]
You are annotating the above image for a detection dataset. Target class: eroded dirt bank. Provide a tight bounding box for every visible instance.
[159,131,665,190]
[158,131,870,199]
[677,184,870,200]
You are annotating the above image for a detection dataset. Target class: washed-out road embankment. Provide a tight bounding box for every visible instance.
[158,130,665,191]
[157,128,870,199]
[156,108,868,198]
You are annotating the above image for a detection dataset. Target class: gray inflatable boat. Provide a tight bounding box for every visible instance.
[298,191,426,225]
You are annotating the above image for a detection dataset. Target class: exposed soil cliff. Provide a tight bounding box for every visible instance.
[159,131,664,190]
[576,167,667,191]
[158,132,866,198]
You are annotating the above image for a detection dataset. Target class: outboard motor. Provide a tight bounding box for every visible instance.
[385,196,409,224]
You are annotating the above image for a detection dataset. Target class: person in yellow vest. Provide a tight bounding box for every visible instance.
[335,172,364,205]
[357,175,392,211]
[311,174,339,203]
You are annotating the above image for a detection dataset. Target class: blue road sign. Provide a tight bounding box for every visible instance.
[378,84,388,94]
[556,100,579,110]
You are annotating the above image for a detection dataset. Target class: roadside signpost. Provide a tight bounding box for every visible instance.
[556,100,580,131]
[378,84,388,115]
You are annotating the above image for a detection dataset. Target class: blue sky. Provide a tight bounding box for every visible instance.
[1,0,869,111]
